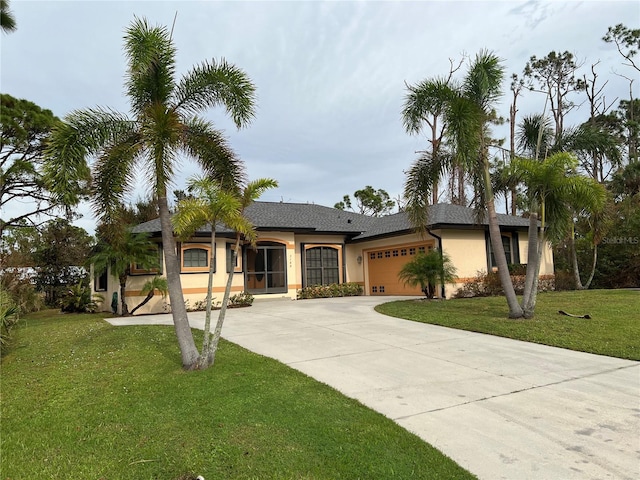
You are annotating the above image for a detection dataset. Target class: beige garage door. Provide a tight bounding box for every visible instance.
[366,244,434,295]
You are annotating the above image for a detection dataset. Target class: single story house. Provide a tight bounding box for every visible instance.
[93,202,554,314]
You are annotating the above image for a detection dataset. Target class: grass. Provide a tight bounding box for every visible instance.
[376,289,640,360]
[1,310,474,480]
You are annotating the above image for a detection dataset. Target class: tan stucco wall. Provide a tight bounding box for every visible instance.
[353,232,438,296]
[94,226,556,313]
[518,238,554,276]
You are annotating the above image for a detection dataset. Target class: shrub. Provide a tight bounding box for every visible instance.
[59,281,103,313]
[297,282,363,299]
[0,290,18,348]
[0,268,43,314]
[229,291,254,307]
[453,270,555,298]
[554,270,576,291]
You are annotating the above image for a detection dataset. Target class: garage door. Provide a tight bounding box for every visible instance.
[366,244,433,295]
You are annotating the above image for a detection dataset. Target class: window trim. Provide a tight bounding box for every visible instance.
[226,243,243,273]
[94,268,108,292]
[487,232,517,270]
[180,243,215,273]
[302,244,343,287]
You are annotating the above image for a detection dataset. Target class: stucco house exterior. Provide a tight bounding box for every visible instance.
[93,202,554,314]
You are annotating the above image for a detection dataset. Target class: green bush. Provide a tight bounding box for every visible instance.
[297,282,363,299]
[0,269,43,314]
[453,270,555,298]
[0,290,18,348]
[229,291,254,307]
[59,282,103,313]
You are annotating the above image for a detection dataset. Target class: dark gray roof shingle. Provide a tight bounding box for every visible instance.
[132,202,531,240]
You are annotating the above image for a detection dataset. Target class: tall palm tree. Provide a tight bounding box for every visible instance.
[44,17,256,368]
[1,0,16,33]
[91,230,161,316]
[403,50,524,318]
[172,176,245,369]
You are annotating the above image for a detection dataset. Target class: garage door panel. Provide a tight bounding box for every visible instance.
[367,246,432,296]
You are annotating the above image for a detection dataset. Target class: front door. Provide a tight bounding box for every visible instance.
[245,243,287,294]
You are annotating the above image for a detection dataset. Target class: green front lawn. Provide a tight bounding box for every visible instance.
[1,311,474,479]
[376,290,640,360]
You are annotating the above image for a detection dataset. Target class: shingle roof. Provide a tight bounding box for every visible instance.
[132,202,531,240]
[351,204,532,240]
[132,202,376,236]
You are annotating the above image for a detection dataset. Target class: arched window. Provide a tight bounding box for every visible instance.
[180,244,213,272]
[304,246,340,286]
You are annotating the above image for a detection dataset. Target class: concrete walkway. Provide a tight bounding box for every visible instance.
[107,296,640,480]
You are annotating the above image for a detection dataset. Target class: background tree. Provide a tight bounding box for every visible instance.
[0,94,69,237]
[334,185,396,216]
[603,24,640,73]
[397,250,457,298]
[32,219,92,306]
[0,0,16,33]
[402,58,463,205]
[44,17,256,370]
[524,51,583,145]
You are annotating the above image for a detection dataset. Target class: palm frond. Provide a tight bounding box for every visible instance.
[401,77,456,134]
[463,50,505,110]
[124,16,176,115]
[517,113,553,158]
[44,108,135,206]
[92,134,141,224]
[181,117,246,191]
[445,94,483,169]
[403,151,447,231]
[172,197,212,240]
[174,58,257,128]
[240,178,279,210]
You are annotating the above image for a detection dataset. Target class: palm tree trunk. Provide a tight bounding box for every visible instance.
[521,213,538,316]
[569,224,585,290]
[197,228,217,369]
[483,161,523,318]
[119,276,129,316]
[202,235,241,368]
[584,243,598,289]
[130,291,154,315]
[158,195,199,369]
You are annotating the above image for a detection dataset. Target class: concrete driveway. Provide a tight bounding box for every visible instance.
[108,296,640,480]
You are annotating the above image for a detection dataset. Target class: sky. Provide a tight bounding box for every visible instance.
[1,0,638,234]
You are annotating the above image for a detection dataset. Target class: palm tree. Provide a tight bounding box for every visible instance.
[1,0,16,33]
[130,276,169,315]
[398,250,457,298]
[403,50,524,318]
[91,230,161,316]
[44,17,256,369]
[512,152,607,315]
[205,178,278,368]
[172,176,245,369]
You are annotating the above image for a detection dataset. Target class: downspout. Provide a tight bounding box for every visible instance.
[428,229,446,299]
